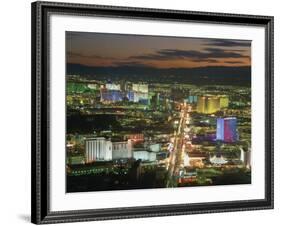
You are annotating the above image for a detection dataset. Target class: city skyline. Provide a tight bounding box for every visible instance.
[66,32,252,193]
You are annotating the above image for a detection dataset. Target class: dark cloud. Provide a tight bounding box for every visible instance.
[130,48,249,61]
[201,48,247,58]
[67,51,117,61]
[190,58,219,63]
[224,60,245,64]
[113,61,148,67]
[204,39,251,47]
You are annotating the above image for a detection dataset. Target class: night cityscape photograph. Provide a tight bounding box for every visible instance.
[66,31,252,193]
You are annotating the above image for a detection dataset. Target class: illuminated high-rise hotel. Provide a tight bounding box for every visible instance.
[240,147,251,168]
[197,96,220,114]
[197,96,205,113]
[216,117,238,142]
[219,95,229,108]
[131,83,149,104]
[85,137,133,163]
[132,84,148,93]
[100,89,123,102]
[105,83,121,91]
[187,95,198,104]
[85,137,112,163]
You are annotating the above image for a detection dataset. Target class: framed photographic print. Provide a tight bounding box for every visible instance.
[31,1,274,224]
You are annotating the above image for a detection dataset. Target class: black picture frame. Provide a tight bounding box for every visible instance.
[31,1,274,224]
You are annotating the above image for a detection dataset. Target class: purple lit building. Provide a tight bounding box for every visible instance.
[216,117,238,142]
[127,91,134,102]
[216,118,225,141]
[100,89,123,102]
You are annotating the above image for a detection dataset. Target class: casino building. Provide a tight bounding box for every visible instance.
[85,137,133,163]
[196,95,229,114]
[197,95,220,114]
[85,137,112,163]
[216,117,238,143]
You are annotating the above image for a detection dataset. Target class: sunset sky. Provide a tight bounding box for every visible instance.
[66,31,251,69]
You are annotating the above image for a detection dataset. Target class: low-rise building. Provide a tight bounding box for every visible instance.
[133,150,156,162]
